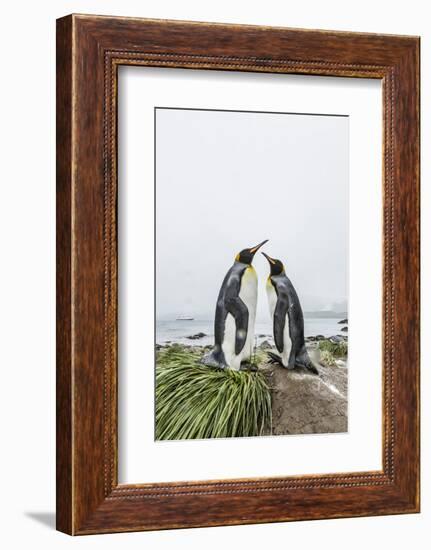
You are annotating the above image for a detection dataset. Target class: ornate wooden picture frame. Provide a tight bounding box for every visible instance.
[56,14,420,535]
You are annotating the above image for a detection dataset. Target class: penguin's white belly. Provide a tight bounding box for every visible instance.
[281,313,292,366]
[266,280,292,367]
[222,267,257,370]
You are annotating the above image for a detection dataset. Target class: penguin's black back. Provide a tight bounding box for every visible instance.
[271,273,306,349]
[214,262,248,348]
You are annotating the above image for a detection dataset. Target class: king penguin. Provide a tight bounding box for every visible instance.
[202,240,268,370]
[262,252,319,375]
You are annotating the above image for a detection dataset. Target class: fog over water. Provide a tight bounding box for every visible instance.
[156,108,349,323]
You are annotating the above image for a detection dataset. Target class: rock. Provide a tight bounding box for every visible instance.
[306,336,317,342]
[328,335,344,344]
[315,334,325,341]
[338,318,348,324]
[260,355,347,435]
[341,326,348,332]
[259,340,272,350]
[187,332,207,340]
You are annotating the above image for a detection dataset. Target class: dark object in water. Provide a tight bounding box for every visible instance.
[338,318,348,324]
[187,332,207,340]
[341,326,348,332]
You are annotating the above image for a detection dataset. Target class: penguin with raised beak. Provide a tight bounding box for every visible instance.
[262,252,319,375]
[202,240,268,370]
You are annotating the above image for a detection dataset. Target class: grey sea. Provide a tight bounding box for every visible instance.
[156,317,347,347]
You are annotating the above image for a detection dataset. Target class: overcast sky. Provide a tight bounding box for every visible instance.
[155,108,348,321]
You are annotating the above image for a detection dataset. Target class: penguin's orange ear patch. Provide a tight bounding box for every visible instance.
[235,253,240,261]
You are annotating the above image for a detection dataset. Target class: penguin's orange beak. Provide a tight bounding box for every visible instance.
[261,251,276,265]
[249,239,268,255]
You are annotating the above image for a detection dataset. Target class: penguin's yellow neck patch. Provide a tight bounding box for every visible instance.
[243,265,257,281]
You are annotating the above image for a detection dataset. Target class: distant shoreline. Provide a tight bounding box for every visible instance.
[303,311,348,319]
[156,316,348,347]
[158,311,348,322]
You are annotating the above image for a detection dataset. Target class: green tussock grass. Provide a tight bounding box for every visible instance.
[318,339,348,358]
[318,339,347,367]
[156,345,272,441]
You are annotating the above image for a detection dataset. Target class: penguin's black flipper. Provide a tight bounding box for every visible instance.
[273,296,289,353]
[225,295,249,355]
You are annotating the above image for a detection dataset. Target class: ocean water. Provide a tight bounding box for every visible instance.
[156,317,347,347]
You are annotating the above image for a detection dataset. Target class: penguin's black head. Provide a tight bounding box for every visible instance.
[235,240,268,265]
[262,252,285,276]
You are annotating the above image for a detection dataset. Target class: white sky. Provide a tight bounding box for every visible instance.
[156,108,348,321]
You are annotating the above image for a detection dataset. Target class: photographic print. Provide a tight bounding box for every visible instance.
[155,107,348,441]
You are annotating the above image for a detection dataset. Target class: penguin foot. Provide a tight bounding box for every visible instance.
[307,364,319,375]
[209,362,227,370]
[295,347,320,375]
[295,361,319,376]
[200,352,227,370]
[267,352,283,366]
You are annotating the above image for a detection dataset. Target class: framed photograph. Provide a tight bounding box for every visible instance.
[56,14,420,534]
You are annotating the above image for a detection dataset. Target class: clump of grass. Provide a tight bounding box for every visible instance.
[320,349,337,367]
[249,348,266,368]
[156,346,271,441]
[318,339,348,358]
